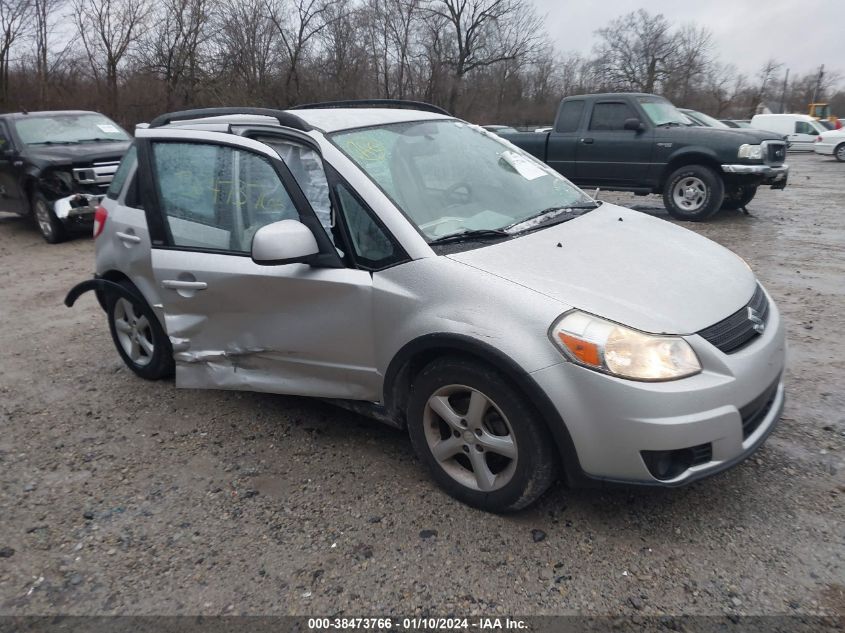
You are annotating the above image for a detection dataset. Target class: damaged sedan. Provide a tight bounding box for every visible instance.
[66,103,786,513]
[0,110,131,242]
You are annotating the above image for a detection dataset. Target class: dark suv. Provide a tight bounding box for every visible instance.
[0,111,131,242]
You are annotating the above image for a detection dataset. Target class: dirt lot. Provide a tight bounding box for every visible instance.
[0,153,843,618]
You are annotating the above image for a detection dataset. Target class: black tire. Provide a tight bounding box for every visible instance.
[662,164,724,221]
[721,184,758,211]
[834,142,845,162]
[31,192,67,243]
[106,281,174,380]
[407,357,558,513]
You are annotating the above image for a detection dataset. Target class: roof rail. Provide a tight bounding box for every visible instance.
[291,99,451,117]
[148,107,312,131]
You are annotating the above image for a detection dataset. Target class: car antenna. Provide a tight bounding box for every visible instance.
[594,187,600,200]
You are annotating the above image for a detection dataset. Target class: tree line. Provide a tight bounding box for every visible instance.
[1,0,843,128]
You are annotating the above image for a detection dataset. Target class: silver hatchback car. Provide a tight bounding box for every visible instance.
[67,103,786,512]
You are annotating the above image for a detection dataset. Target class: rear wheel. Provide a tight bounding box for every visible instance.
[407,357,557,512]
[721,184,758,211]
[835,142,845,162]
[32,193,66,243]
[662,165,724,221]
[106,281,174,380]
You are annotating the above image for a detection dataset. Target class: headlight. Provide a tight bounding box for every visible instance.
[550,311,701,381]
[738,144,763,160]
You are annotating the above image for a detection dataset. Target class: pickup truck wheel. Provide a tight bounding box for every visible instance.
[663,165,724,221]
[835,142,845,162]
[407,357,558,513]
[106,281,174,380]
[721,184,758,211]
[32,193,67,244]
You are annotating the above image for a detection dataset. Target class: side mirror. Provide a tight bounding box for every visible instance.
[251,219,320,266]
[623,117,644,131]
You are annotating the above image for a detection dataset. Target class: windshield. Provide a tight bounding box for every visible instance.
[637,97,692,126]
[685,109,730,128]
[331,120,593,240]
[14,113,130,145]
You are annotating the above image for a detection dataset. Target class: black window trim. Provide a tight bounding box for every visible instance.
[324,163,410,272]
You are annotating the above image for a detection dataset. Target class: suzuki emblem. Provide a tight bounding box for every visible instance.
[747,307,765,334]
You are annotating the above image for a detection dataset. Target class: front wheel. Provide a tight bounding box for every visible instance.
[32,193,67,243]
[106,281,174,380]
[407,357,558,512]
[662,165,724,221]
[721,184,758,211]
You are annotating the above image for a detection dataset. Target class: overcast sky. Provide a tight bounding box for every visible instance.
[530,0,843,83]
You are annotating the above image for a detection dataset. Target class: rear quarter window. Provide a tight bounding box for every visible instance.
[106,144,138,199]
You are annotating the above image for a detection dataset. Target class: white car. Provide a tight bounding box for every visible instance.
[814,129,845,161]
[65,103,786,513]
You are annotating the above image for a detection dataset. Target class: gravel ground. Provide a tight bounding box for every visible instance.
[0,153,843,618]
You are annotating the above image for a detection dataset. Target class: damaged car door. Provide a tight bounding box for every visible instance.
[140,129,379,400]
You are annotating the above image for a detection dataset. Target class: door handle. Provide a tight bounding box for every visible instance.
[162,280,207,290]
[580,138,594,144]
[116,231,141,244]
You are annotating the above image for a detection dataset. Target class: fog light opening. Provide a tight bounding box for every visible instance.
[641,443,711,481]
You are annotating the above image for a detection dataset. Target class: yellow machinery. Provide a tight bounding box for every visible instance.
[808,103,840,127]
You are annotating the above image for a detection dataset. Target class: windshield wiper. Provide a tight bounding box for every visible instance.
[504,202,600,233]
[656,121,684,128]
[429,228,510,245]
[75,137,122,143]
[28,140,80,145]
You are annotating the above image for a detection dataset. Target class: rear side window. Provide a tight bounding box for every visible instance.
[106,144,137,199]
[589,103,636,131]
[151,142,299,253]
[555,101,584,133]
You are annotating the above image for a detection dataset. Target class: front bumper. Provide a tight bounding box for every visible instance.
[530,290,787,486]
[53,193,102,225]
[721,163,789,188]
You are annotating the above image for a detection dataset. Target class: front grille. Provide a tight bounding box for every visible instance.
[765,141,787,164]
[73,160,121,188]
[739,376,780,439]
[697,284,769,353]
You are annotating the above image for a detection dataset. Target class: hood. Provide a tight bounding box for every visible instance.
[25,141,131,167]
[446,203,757,334]
[660,125,783,144]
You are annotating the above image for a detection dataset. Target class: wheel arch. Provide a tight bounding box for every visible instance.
[383,333,586,485]
[660,151,723,189]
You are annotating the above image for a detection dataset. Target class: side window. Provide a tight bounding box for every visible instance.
[795,121,815,135]
[106,144,137,199]
[555,100,584,133]
[152,142,299,253]
[334,181,404,270]
[589,103,636,131]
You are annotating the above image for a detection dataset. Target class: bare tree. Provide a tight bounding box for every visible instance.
[423,0,543,114]
[664,24,713,104]
[141,0,212,109]
[74,0,150,115]
[593,9,676,93]
[31,0,66,107]
[211,0,280,104]
[745,58,782,117]
[267,0,345,104]
[0,0,30,106]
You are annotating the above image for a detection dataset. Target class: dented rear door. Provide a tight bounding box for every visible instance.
[137,127,380,400]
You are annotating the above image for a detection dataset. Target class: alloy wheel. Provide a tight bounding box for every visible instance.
[34,200,54,240]
[113,298,155,367]
[672,176,707,212]
[423,384,518,492]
